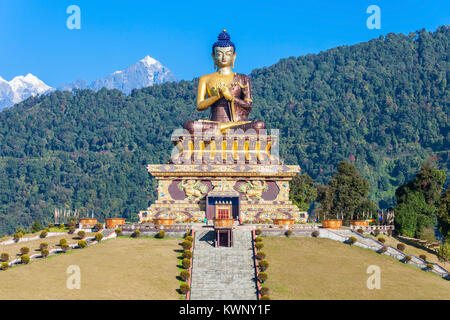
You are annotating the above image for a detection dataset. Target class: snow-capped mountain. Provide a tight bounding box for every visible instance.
[59,55,176,94]
[0,74,53,110]
[0,55,176,111]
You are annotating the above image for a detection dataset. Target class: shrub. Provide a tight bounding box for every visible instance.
[95,233,103,242]
[183,250,192,259]
[397,243,406,252]
[21,255,30,264]
[61,243,70,252]
[184,231,191,238]
[257,272,268,283]
[377,237,386,243]
[156,230,165,239]
[255,236,263,242]
[94,223,103,231]
[115,228,122,236]
[256,251,266,260]
[426,263,434,270]
[78,230,86,239]
[348,237,357,245]
[41,249,49,258]
[258,260,269,272]
[179,283,190,295]
[59,223,65,229]
[182,258,191,269]
[40,231,48,238]
[379,246,388,253]
[181,240,192,250]
[68,226,76,234]
[260,287,269,296]
[59,238,67,245]
[1,262,8,270]
[255,242,264,250]
[40,243,48,251]
[20,247,30,255]
[180,270,190,281]
[77,240,87,248]
[260,295,270,300]
[403,255,412,263]
[436,242,449,262]
[357,228,364,235]
[185,235,193,242]
[68,220,76,228]
[13,233,21,242]
[132,230,141,238]
[48,223,54,228]
[255,229,262,235]
[285,230,293,237]
[311,230,320,237]
[419,254,427,261]
[373,229,380,236]
[1,253,9,262]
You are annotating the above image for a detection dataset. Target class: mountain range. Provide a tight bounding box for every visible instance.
[0,55,176,110]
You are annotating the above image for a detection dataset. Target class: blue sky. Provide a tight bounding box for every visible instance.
[0,0,448,87]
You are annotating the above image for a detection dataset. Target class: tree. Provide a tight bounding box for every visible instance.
[437,187,450,240]
[413,161,446,207]
[315,184,334,220]
[289,173,317,211]
[328,161,370,223]
[394,162,446,238]
[355,198,378,219]
[30,219,43,233]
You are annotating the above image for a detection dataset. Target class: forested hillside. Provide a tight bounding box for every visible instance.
[0,26,448,235]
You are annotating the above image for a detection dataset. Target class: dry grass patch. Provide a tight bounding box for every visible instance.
[0,238,180,299]
[264,237,450,300]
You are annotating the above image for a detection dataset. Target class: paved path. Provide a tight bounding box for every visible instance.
[190,228,258,300]
[319,228,449,277]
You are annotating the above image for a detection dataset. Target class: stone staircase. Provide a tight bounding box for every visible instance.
[190,228,258,300]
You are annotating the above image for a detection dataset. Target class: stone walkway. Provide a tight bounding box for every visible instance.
[320,228,449,277]
[190,228,258,300]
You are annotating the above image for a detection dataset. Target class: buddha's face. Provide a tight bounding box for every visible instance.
[212,46,236,68]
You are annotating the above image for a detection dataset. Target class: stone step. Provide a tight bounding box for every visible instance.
[190,229,258,300]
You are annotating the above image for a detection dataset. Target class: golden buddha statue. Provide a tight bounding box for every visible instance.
[184,29,265,134]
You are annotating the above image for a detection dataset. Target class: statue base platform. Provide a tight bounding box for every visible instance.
[138,162,305,224]
[139,131,306,224]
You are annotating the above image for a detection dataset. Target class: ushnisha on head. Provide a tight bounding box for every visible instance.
[212,29,236,69]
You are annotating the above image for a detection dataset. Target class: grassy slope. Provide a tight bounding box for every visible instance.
[0,237,180,299]
[263,237,450,300]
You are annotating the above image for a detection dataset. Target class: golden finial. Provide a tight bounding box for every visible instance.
[223,29,227,32]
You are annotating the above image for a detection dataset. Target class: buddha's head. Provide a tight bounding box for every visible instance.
[212,29,236,69]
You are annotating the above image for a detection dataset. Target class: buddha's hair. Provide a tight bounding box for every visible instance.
[212,29,235,54]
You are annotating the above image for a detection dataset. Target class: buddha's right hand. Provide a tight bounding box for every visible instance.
[219,86,233,101]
